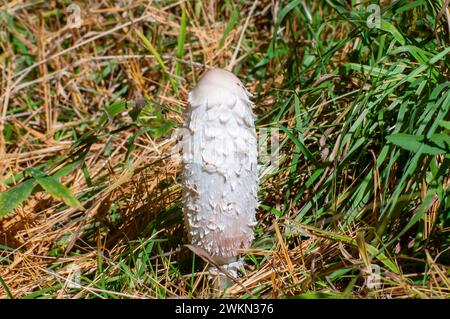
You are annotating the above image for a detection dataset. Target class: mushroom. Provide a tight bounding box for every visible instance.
[182,68,258,284]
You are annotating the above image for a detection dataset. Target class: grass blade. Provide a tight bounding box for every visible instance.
[28,168,84,210]
[134,29,178,95]
[0,179,36,218]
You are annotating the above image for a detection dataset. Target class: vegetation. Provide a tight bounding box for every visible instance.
[0,0,449,298]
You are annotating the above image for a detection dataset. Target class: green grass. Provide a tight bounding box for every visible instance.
[0,0,449,298]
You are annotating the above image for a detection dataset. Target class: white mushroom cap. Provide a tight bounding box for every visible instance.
[189,68,251,107]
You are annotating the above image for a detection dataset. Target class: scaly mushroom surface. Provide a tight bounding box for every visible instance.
[182,68,258,276]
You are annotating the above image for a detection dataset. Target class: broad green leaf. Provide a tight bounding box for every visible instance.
[387,133,450,155]
[347,63,406,79]
[100,100,127,124]
[106,100,126,117]
[28,168,83,210]
[0,179,36,218]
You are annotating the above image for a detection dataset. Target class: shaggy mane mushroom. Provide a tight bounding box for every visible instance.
[182,68,258,286]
